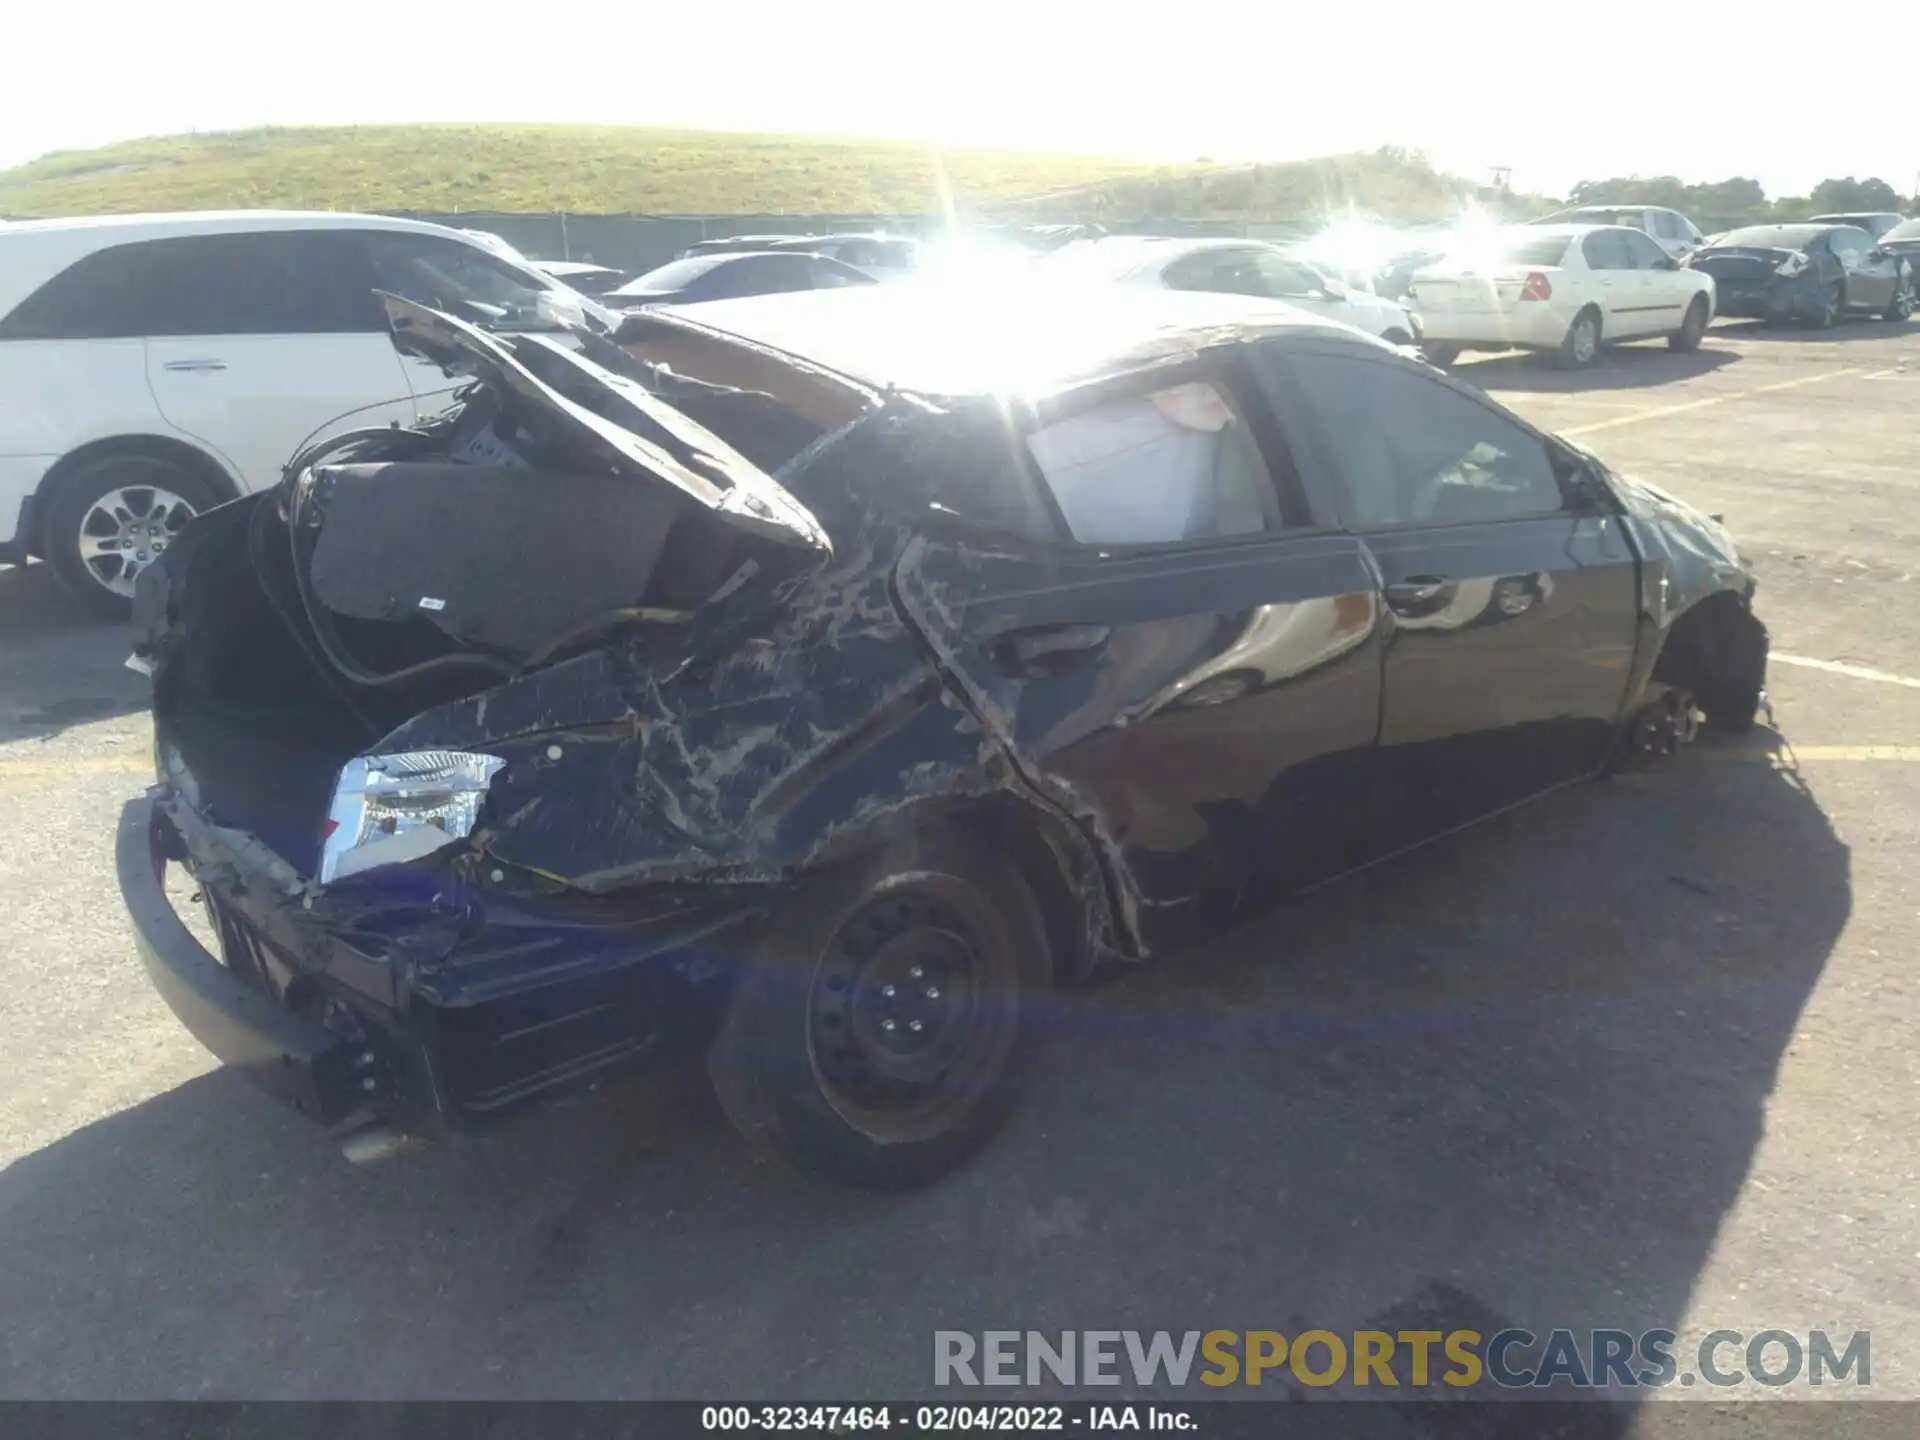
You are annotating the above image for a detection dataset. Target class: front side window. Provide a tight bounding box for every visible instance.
[1277,352,1564,528]
[1619,230,1672,270]
[365,232,557,328]
[1651,210,1680,240]
[1025,381,1277,545]
[1825,229,1868,266]
[1251,252,1325,299]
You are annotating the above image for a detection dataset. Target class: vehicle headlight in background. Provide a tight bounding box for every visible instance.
[1775,252,1811,278]
[320,751,505,884]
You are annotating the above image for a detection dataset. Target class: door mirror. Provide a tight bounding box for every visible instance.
[1318,276,1350,300]
[1869,246,1890,262]
[1654,256,1679,271]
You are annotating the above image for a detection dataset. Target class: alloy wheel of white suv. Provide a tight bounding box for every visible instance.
[46,454,223,620]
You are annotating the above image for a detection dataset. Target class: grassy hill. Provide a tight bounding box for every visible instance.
[0,124,1501,223]
[0,125,1183,218]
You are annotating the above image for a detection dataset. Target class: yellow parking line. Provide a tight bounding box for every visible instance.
[1561,368,1862,437]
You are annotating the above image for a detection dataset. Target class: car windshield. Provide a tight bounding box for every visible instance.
[1881,219,1920,243]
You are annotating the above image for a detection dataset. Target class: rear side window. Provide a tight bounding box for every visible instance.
[1025,382,1278,545]
[0,230,382,340]
[1650,211,1680,239]
[1580,231,1635,271]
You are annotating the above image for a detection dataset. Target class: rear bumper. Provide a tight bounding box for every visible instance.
[119,786,760,1137]
[1413,303,1570,349]
[116,795,371,1125]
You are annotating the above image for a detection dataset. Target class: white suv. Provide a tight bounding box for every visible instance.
[0,211,595,616]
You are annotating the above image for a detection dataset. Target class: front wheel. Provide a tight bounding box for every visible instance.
[1421,342,1461,367]
[707,826,1051,1189]
[1884,281,1914,322]
[1668,295,1709,352]
[44,454,223,621]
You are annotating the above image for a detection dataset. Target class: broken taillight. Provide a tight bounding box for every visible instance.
[1520,272,1553,301]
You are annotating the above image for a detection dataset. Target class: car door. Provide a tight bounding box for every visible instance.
[1579,230,1652,336]
[890,363,1385,951]
[1618,228,1691,331]
[141,230,414,491]
[1260,344,1640,859]
[1821,228,1889,311]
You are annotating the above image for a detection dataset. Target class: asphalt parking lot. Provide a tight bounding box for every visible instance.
[2,316,1918,1411]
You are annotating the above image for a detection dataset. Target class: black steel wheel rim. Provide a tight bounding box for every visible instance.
[806,875,1018,1142]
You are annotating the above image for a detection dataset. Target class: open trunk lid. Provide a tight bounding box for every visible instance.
[381,294,830,553]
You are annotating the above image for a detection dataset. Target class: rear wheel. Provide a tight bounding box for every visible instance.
[1807,281,1843,329]
[44,454,223,620]
[1556,308,1602,369]
[707,827,1050,1189]
[1380,327,1414,347]
[1668,295,1709,352]
[1421,342,1461,367]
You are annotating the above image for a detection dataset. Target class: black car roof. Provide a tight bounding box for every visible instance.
[646,280,1364,399]
[1710,223,1837,248]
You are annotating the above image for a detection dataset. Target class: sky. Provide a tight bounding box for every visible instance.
[5,1,1915,200]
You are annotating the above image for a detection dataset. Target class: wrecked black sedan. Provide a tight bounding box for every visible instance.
[118,283,1768,1189]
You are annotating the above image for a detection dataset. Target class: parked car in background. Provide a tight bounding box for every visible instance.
[120,284,1767,1189]
[1528,206,1706,260]
[1047,237,1421,345]
[769,233,921,279]
[1409,225,1716,368]
[1880,217,1920,264]
[681,234,808,259]
[1686,223,1912,326]
[1806,212,1909,240]
[0,210,607,616]
[531,259,630,295]
[606,251,877,307]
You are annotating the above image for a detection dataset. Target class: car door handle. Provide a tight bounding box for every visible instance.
[990,623,1111,676]
[1385,576,1455,613]
[161,358,226,373]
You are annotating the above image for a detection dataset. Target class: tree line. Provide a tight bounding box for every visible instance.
[1562,175,1916,231]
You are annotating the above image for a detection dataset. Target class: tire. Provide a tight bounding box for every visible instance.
[707,826,1051,1189]
[1884,280,1914,322]
[1556,308,1601,369]
[1657,598,1769,735]
[1422,342,1461,367]
[44,454,223,621]
[1667,295,1709,352]
[1807,281,1843,329]
[1381,327,1414,348]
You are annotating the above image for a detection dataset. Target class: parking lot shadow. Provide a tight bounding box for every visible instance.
[0,561,148,742]
[1712,317,1920,346]
[0,737,1848,1417]
[1457,345,1738,394]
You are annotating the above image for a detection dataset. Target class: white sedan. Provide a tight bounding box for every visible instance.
[1045,237,1421,346]
[1408,224,1717,369]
